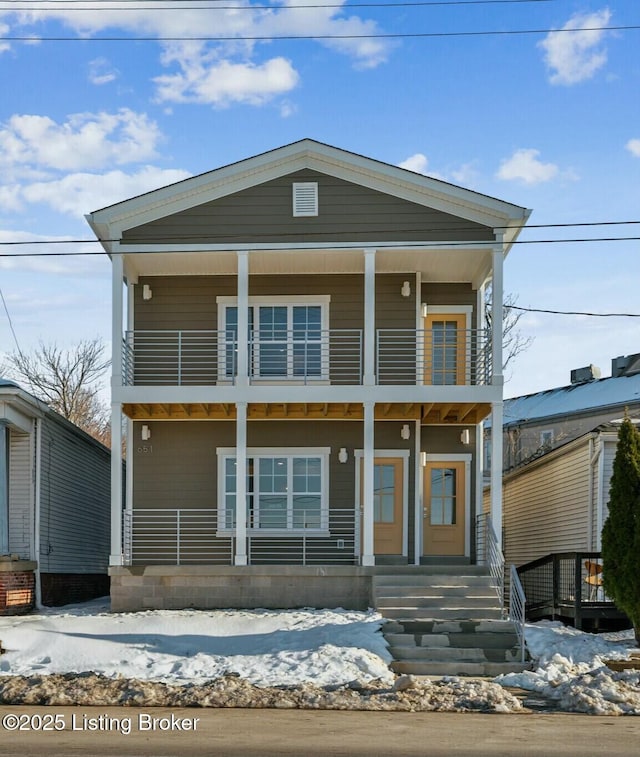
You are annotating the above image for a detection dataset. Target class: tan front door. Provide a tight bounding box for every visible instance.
[361,457,404,555]
[423,461,465,556]
[424,313,467,385]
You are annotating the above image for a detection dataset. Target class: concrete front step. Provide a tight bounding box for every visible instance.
[385,632,520,650]
[384,619,516,634]
[374,573,491,586]
[374,585,497,598]
[391,660,529,677]
[381,607,504,621]
[389,645,489,662]
[376,596,498,609]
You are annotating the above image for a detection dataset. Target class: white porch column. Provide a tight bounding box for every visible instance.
[362,401,375,566]
[363,248,376,386]
[490,401,503,542]
[234,401,248,565]
[0,421,8,554]
[490,241,504,541]
[110,254,124,566]
[236,251,249,387]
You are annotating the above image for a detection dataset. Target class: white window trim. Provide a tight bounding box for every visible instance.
[354,449,410,558]
[216,296,331,383]
[421,305,474,386]
[216,447,330,535]
[421,453,472,558]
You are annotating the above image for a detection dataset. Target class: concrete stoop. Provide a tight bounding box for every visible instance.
[374,571,529,677]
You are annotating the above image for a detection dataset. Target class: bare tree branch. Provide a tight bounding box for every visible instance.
[485,290,535,381]
[4,338,111,446]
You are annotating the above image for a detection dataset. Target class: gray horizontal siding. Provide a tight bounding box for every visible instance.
[123,169,493,245]
[38,417,110,574]
[8,429,32,559]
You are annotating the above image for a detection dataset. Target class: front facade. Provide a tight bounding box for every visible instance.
[0,380,110,611]
[87,140,530,611]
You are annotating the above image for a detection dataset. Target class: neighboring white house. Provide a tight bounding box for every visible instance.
[0,379,111,612]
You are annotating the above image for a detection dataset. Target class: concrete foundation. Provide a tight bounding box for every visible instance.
[109,565,375,612]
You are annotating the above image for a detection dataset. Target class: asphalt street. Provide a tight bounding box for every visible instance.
[1,707,639,757]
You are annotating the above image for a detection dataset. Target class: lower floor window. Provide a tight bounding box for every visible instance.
[220,450,328,531]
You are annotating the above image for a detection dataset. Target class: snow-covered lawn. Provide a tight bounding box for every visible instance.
[1,601,640,714]
[0,599,393,687]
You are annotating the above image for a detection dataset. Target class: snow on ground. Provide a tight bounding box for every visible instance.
[0,600,393,688]
[2,601,640,714]
[499,621,640,715]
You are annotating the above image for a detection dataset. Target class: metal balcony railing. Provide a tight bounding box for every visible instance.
[248,329,362,384]
[123,507,359,566]
[123,508,234,566]
[376,328,492,385]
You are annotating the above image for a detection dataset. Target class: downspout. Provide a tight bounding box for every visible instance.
[588,435,602,551]
[0,421,8,555]
[33,417,42,608]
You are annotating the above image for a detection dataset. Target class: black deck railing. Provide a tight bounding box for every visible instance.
[516,552,628,630]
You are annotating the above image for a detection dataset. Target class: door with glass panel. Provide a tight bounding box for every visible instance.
[424,313,466,385]
[360,457,404,555]
[422,461,465,556]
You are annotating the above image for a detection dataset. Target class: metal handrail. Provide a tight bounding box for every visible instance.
[509,564,527,663]
[376,328,492,385]
[476,512,505,613]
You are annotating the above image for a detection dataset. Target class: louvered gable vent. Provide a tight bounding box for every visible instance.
[292,182,318,217]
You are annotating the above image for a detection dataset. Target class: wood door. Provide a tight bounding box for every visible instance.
[423,461,465,556]
[361,458,404,555]
[424,313,466,385]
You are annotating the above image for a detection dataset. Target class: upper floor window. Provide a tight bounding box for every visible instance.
[218,296,330,380]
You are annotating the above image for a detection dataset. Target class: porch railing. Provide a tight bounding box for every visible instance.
[248,329,362,384]
[376,328,492,385]
[516,552,627,630]
[123,507,359,566]
[123,508,234,565]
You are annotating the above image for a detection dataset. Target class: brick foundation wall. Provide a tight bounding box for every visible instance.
[0,568,36,616]
[40,573,110,607]
[109,566,373,612]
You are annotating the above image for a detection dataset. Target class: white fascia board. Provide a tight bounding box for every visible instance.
[115,384,499,406]
[88,140,530,242]
[111,240,498,254]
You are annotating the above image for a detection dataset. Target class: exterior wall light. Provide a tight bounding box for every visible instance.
[142,284,153,300]
[401,281,411,298]
[460,429,470,445]
[141,424,151,441]
[338,448,348,463]
[401,424,410,440]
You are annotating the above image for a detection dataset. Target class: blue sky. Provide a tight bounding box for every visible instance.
[0,0,638,398]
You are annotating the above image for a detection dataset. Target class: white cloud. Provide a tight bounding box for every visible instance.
[20,166,192,217]
[0,230,104,275]
[398,153,429,174]
[496,148,559,185]
[88,57,119,85]
[626,138,640,158]
[538,8,611,85]
[154,56,299,107]
[0,22,10,54]
[0,109,163,171]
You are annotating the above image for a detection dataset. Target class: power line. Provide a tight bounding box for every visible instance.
[2,23,638,42]
[0,287,24,356]
[0,0,556,8]
[508,305,640,318]
[1,220,639,247]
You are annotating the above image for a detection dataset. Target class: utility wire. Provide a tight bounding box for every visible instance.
[0,287,24,356]
[2,23,638,42]
[0,0,554,9]
[508,305,640,318]
[1,221,639,247]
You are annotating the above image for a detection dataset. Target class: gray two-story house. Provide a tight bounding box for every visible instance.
[87,139,530,614]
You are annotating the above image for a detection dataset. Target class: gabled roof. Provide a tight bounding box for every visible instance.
[501,373,640,428]
[86,138,530,252]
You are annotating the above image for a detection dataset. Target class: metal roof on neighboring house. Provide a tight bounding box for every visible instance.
[494,373,640,428]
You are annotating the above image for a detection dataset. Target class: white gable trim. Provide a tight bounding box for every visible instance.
[87,140,530,247]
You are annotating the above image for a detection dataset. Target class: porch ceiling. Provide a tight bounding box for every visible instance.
[123,246,492,284]
[122,401,491,423]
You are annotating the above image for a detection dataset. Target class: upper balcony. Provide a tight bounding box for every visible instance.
[122,327,492,387]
